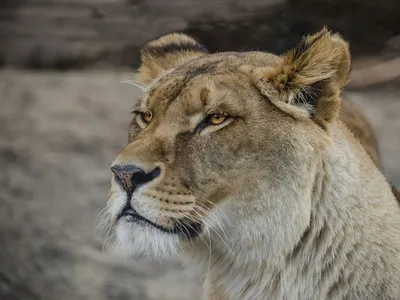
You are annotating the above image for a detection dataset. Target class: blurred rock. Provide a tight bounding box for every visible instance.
[384,35,400,57]
[0,0,399,69]
[349,57,400,88]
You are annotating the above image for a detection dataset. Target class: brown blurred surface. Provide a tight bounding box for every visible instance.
[1,0,399,69]
[0,70,203,300]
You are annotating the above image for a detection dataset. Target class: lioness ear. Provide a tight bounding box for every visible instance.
[251,28,351,130]
[136,33,209,85]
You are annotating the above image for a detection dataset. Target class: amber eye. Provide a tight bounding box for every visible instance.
[209,114,227,125]
[140,112,152,123]
[134,111,153,128]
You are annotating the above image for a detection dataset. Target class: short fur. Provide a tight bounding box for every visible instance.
[106,29,400,299]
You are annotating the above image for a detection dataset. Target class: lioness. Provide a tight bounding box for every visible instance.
[107,29,400,299]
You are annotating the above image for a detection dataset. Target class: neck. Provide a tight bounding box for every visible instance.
[183,124,398,299]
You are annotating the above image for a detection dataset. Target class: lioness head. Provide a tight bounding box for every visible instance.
[107,29,351,259]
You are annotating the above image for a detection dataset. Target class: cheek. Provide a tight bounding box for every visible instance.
[200,125,249,171]
[175,125,249,191]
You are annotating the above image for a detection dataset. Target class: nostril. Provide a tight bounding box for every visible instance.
[150,167,161,179]
[111,165,161,192]
[131,167,161,186]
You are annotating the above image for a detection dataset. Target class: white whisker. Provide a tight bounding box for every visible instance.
[117,80,146,92]
[192,207,234,256]
[195,200,232,242]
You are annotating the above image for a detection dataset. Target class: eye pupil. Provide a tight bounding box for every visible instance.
[209,114,226,125]
[142,112,152,123]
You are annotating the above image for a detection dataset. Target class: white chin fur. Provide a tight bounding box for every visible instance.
[113,220,181,260]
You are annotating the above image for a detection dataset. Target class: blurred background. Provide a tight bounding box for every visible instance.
[0,0,399,299]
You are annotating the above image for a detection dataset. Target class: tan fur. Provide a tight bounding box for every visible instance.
[340,98,382,170]
[137,33,208,84]
[106,29,400,299]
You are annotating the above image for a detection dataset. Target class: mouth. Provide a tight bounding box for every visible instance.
[117,205,201,239]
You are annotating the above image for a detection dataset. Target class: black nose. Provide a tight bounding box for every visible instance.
[111,165,161,193]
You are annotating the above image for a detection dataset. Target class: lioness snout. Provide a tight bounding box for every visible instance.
[111,165,161,193]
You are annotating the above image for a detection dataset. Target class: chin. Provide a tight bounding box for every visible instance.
[113,218,183,260]
[107,179,202,260]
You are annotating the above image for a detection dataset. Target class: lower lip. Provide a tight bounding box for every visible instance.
[117,210,201,239]
[118,211,144,223]
[118,209,161,231]
[120,213,137,220]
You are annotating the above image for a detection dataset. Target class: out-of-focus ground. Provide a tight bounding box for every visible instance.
[0,0,399,299]
[0,70,204,300]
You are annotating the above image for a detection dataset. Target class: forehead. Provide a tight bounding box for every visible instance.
[140,51,280,114]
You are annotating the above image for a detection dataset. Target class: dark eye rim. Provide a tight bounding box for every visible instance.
[139,111,152,123]
[208,113,227,125]
[194,113,230,133]
[132,109,153,126]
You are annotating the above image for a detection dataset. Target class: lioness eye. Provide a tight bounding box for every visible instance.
[140,112,152,123]
[208,114,227,125]
[134,111,153,129]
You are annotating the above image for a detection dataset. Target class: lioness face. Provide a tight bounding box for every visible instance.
[107,30,350,258]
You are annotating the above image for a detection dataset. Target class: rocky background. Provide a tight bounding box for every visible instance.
[1,0,400,69]
[0,1,399,299]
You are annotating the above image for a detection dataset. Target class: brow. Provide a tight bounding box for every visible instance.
[203,91,243,117]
